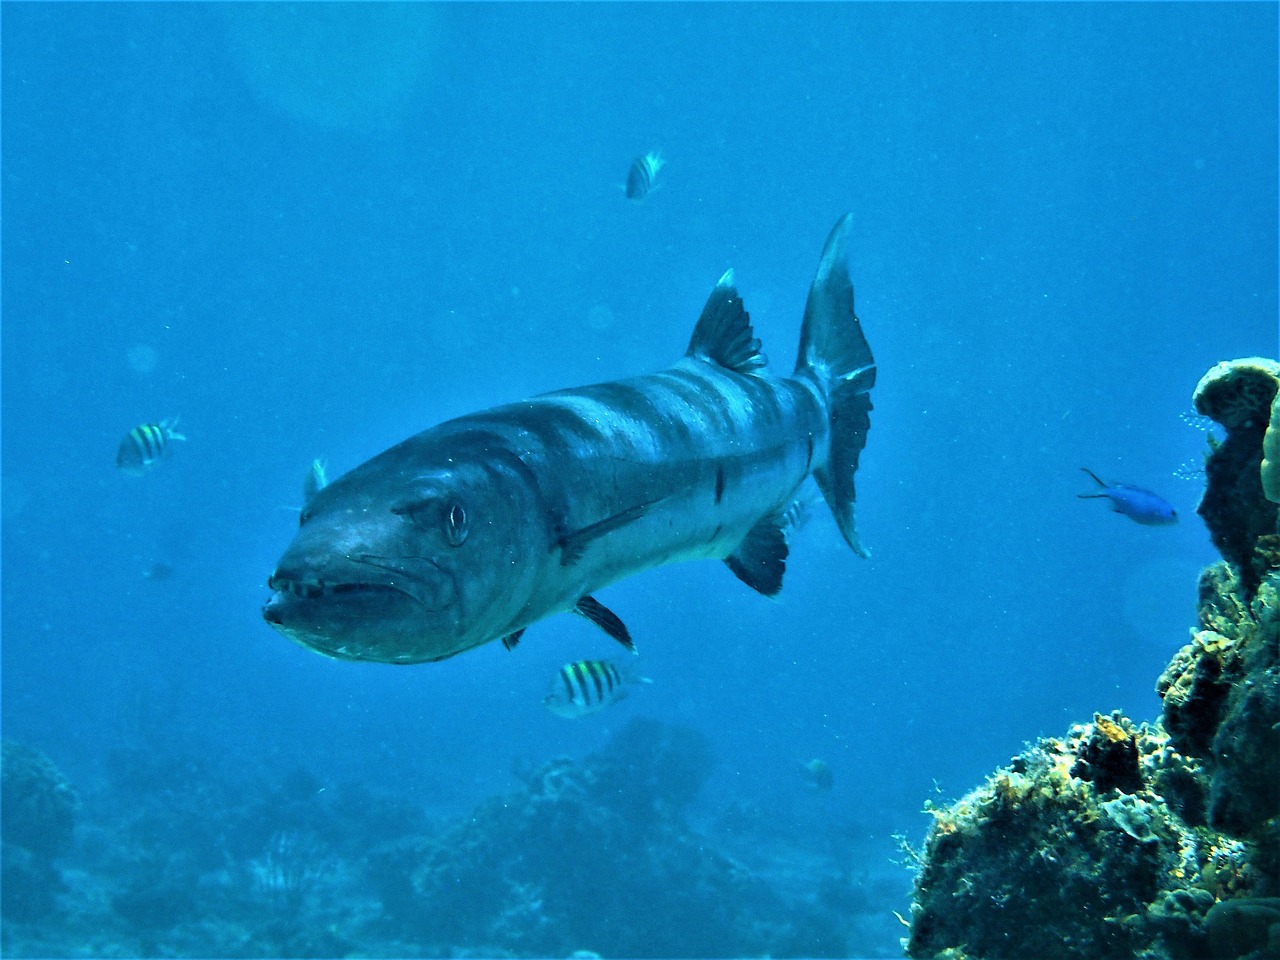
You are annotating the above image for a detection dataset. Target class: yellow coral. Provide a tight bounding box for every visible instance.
[1094,714,1131,743]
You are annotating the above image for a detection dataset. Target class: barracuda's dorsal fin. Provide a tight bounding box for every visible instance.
[575,596,635,651]
[686,270,768,374]
[724,512,790,597]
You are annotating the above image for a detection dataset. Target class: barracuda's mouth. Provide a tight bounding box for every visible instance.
[265,575,409,602]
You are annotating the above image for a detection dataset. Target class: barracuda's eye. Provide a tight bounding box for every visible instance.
[393,497,469,547]
[445,501,468,547]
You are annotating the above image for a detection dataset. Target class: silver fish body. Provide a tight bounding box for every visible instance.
[263,216,875,664]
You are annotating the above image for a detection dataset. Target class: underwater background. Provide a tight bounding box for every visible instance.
[2,3,1276,957]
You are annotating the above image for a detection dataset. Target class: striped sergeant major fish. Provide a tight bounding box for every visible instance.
[625,150,664,200]
[544,659,650,719]
[116,417,185,476]
[263,214,876,664]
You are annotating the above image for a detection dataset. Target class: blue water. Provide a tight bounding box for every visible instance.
[2,4,1276,956]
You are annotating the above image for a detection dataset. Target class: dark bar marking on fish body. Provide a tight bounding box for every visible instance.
[714,467,725,504]
[575,595,635,651]
[586,661,606,699]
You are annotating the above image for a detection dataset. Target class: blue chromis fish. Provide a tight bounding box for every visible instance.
[544,659,650,719]
[263,215,875,664]
[625,150,664,200]
[1077,468,1178,525]
[116,417,185,476]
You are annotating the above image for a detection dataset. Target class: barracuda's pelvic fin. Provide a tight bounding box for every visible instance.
[501,628,526,651]
[574,595,635,651]
[724,512,789,597]
[686,270,767,374]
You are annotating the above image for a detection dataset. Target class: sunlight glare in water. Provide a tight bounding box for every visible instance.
[221,4,440,132]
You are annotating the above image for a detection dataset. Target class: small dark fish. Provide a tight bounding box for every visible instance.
[143,562,175,582]
[544,659,649,719]
[116,417,185,476]
[625,151,664,200]
[1077,468,1178,525]
[800,758,833,791]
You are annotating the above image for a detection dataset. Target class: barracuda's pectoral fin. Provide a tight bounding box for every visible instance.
[725,513,790,597]
[686,270,768,373]
[575,596,635,652]
[558,497,665,566]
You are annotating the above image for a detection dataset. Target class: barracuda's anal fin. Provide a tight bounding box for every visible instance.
[575,596,635,652]
[724,512,790,597]
[686,270,768,374]
[501,628,526,651]
[558,497,665,566]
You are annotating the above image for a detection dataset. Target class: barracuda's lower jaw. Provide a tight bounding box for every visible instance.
[262,581,440,663]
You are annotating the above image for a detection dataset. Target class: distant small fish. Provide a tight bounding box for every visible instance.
[303,458,328,504]
[625,151,664,200]
[143,562,175,582]
[116,417,185,476]
[544,659,650,719]
[800,758,833,791]
[1077,468,1178,525]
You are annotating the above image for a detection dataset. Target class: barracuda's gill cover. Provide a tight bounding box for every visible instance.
[263,215,876,663]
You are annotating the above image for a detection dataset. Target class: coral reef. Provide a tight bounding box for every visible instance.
[1193,357,1280,596]
[1159,564,1280,840]
[906,357,1280,960]
[3,718,894,958]
[0,741,79,923]
[369,718,852,958]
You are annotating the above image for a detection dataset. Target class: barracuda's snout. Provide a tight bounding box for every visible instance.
[263,446,551,663]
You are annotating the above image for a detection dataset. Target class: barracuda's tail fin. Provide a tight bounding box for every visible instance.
[794,214,876,557]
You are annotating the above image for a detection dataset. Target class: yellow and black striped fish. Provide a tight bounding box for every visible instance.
[625,150,664,200]
[116,417,185,476]
[544,659,648,719]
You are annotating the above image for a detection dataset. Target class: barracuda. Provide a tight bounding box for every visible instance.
[263,215,876,664]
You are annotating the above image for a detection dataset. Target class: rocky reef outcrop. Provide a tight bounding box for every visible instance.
[905,357,1280,960]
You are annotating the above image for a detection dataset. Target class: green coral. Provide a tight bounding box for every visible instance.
[1263,392,1280,503]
